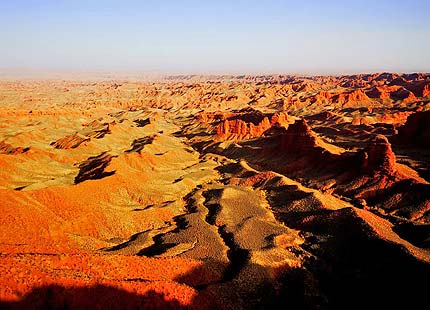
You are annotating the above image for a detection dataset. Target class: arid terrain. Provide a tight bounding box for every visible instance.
[1,73,430,309]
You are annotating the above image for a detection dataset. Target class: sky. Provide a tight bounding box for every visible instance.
[1,0,430,75]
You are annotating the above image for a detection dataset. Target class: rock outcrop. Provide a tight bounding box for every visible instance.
[366,85,418,102]
[216,109,289,140]
[51,121,116,149]
[51,133,90,149]
[334,89,371,105]
[359,135,396,174]
[279,119,317,152]
[0,141,29,154]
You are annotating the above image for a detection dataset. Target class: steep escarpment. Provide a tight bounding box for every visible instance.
[215,108,289,140]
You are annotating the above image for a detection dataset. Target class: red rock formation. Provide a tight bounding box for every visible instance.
[375,111,411,124]
[359,135,396,174]
[0,141,29,154]
[389,76,430,97]
[82,120,102,127]
[279,119,317,152]
[291,82,315,92]
[312,91,332,103]
[196,111,230,123]
[366,85,418,102]
[217,117,270,138]
[308,89,371,107]
[403,82,430,97]
[216,110,289,140]
[106,121,116,132]
[269,112,288,125]
[351,117,370,125]
[52,120,116,149]
[424,84,430,97]
[334,89,371,105]
[366,86,393,100]
[373,72,401,82]
[391,87,417,102]
[306,111,336,121]
[51,133,90,149]
[274,119,342,173]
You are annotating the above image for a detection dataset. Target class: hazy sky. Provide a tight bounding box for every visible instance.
[1,0,430,75]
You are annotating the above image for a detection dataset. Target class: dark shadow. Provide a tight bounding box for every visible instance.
[173,130,212,140]
[3,186,430,309]
[215,162,246,175]
[125,135,156,153]
[133,204,154,211]
[0,260,315,309]
[227,111,266,125]
[272,205,430,310]
[3,210,430,309]
[171,216,189,232]
[201,189,224,225]
[90,127,111,139]
[339,107,367,114]
[104,231,149,252]
[393,222,430,248]
[301,227,430,310]
[133,118,150,127]
[74,152,116,184]
[136,238,177,257]
[173,177,183,183]
[0,285,184,310]
[174,259,228,289]
[162,200,176,206]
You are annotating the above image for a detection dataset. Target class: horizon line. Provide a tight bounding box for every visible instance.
[1,67,429,81]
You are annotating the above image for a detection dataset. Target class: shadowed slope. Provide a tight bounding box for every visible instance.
[74,152,115,184]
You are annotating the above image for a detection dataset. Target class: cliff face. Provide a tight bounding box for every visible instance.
[359,135,396,174]
[277,121,398,180]
[279,119,318,153]
[310,89,371,106]
[216,109,289,140]
[217,116,271,138]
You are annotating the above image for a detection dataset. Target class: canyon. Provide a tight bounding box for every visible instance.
[1,73,430,309]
